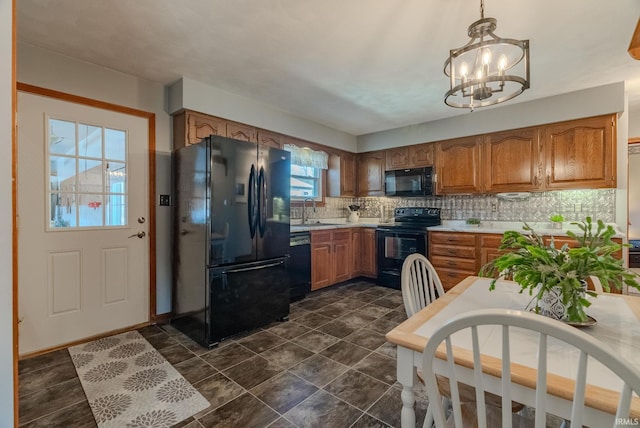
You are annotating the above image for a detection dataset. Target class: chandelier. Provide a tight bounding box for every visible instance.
[444,0,530,110]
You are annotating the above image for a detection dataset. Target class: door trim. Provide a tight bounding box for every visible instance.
[15,83,158,326]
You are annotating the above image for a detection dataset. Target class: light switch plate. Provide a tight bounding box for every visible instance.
[159,194,171,206]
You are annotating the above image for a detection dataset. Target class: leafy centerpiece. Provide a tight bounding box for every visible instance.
[480,217,640,323]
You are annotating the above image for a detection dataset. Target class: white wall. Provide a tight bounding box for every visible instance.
[1,1,15,426]
[358,83,625,151]
[168,77,358,152]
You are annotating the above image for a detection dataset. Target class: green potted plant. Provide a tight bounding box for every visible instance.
[480,217,640,323]
[550,214,564,229]
[466,217,481,227]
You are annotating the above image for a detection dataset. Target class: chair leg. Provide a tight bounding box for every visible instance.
[423,404,434,428]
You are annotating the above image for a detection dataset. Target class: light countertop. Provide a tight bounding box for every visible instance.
[427,220,626,238]
[289,218,626,238]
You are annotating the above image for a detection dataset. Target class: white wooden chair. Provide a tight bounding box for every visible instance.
[422,308,640,428]
[401,253,445,317]
[588,275,605,293]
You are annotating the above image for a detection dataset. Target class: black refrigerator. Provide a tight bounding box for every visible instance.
[172,135,291,347]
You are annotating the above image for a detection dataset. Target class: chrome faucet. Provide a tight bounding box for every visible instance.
[301,198,316,224]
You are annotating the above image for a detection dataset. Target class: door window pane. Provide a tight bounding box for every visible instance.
[78,123,102,159]
[49,119,76,155]
[105,128,126,161]
[47,118,128,230]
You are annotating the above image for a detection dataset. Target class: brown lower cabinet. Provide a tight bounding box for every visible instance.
[429,231,623,292]
[351,228,377,278]
[311,227,377,291]
[311,229,352,290]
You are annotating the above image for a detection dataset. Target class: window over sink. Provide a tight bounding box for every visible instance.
[285,143,328,202]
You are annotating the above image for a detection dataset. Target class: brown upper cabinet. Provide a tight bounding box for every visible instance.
[482,127,542,193]
[173,110,227,148]
[257,129,283,149]
[435,136,483,194]
[328,152,356,197]
[227,121,257,143]
[434,114,616,195]
[543,115,616,189]
[357,151,385,196]
[385,143,435,170]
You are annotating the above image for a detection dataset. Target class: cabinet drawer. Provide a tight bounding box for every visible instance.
[333,230,351,242]
[479,234,504,247]
[430,255,477,271]
[430,232,476,246]
[437,267,476,290]
[430,245,476,259]
[311,230,332,244]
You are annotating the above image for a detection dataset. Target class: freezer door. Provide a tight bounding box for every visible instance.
[208,136,259,266]
[256,145,291,260]
[208,258,289,344]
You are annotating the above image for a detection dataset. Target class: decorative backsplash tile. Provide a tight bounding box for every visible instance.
[292,189,616,223]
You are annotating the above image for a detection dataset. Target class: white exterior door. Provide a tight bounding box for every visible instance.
[17,91,150,355]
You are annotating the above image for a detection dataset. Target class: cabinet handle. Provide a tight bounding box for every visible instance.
[546,174,550,185]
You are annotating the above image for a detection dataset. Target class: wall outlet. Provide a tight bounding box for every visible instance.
[491,203,497,212]
[574,203,582,212]
[159,194,171,206]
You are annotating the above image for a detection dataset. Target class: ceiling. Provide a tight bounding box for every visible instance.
[16,0,640,136]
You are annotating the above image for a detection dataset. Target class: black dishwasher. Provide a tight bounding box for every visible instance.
[289,232,311,302]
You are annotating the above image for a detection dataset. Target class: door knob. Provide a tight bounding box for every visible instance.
[128,231,146,239]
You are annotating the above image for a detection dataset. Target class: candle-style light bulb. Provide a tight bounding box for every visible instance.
[482,49,492,66]
[476,69,483,80]
[460,62,468,77]
[498,54,507,71]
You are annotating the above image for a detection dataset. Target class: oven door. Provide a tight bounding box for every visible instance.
[376,228,427,289]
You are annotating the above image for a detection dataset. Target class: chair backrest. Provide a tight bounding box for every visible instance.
[588,275,604,293]
[422,308,640,428]
[401,253,445,317]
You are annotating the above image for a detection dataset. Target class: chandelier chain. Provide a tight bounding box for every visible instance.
[480,0,485,19]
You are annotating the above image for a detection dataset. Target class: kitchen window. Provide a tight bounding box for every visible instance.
[285,143,328,202]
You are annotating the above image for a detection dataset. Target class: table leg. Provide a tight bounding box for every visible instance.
[397,346,416,428]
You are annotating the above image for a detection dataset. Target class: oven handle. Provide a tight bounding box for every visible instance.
[376,227,428,234]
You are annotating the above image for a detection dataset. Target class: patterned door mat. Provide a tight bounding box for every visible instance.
[69,330,210,427]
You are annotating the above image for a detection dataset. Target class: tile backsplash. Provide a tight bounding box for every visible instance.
[291,189,616,223]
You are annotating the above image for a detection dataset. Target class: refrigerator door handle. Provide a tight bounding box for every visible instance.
[257,166,267,237]
[248,164,257,238]
[221,259,284,274]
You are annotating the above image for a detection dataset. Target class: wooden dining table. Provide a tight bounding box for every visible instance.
[385,276,640,428]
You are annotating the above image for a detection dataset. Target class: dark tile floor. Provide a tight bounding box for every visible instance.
[17,279,430,428]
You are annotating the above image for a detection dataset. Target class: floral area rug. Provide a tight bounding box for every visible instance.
[68,330,210,428]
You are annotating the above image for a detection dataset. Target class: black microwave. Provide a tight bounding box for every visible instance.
[384,167,434,197]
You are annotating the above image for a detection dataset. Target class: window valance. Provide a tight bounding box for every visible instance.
[284,144,328,169]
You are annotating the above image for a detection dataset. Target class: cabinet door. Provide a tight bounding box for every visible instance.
[257,129,282,149]
[311,242,332,290]
[341,153,356,196]
[227,122,257,143]
[351,228,362,277]
[409,143,435,167]
[435,137,483,194]
[357,151,385,196]
[543,115,616,189]
[385,147,409,170]
[173,110,227,149]
[361,228,377,277]
[483,128,542,193]
[333,239,352,283]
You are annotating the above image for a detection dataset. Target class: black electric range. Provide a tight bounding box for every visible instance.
[376,207,442,289]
